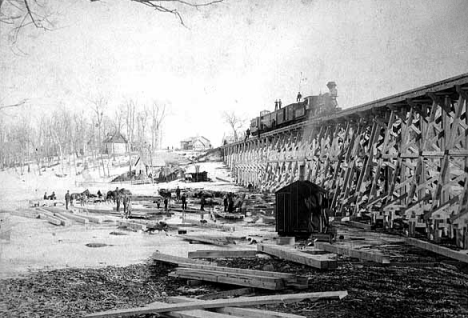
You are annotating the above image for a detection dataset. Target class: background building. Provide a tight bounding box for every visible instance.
[180,136,212,151]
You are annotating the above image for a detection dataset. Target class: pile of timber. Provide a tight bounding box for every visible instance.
[257,243,338,269]
[188,249,259,259]
[151,252,217,266]
[169,263,309,290]
[85,291,348,318]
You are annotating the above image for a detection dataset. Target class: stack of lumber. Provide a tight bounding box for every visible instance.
[85,291,348,317]
[151,252,217,266]
[36,207,66,226]
[257,243,337,269]
[169,263,309,290]
[188,249,258,259]
[42,206,109,224]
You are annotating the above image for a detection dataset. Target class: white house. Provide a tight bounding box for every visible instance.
[103,133,128,155]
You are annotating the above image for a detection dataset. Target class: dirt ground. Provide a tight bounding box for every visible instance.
[1,242,468,318]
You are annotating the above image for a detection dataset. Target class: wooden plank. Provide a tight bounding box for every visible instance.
[85,291,348,317]
[118,221,146,231]
[342,220,372,230]
[57,212,89,224]
[176,263,297,281]
[188,250,258,259]
[75,213,104,224]
[52,213,72,226]
[143,301,234,318]
[405,237,468,263]
[170,269,284,290]
[257,244,337,269]
[167,296,307,318]
[151,252,216,266]
[314,242,390,264]
[39,214,62,226]
[176,234,230,247]
[197,288,254,300]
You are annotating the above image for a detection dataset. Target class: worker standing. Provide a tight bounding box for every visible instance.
[297,92,302,102]
[176,186,181,201]
[164,197,169,211]
[123,194,131,219]
[223,195,228,212]
[181,193,187,211]
[200,196,206,211]
[65,190,70,210]
[116,190,121,212]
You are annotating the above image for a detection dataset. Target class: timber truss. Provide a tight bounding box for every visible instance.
[223,73,468,248]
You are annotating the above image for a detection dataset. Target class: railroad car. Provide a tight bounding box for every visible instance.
[249,82,340,137]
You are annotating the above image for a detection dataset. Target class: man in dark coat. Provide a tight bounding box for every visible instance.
[123,194,131,219]
[65,190,71,210]
[200,196,206,211]
[115,188,121,212]
[176,186,181,201]
[181,194,187,211]
[223,196,228,212]
[164,197,169,211]
[228,196,234,213]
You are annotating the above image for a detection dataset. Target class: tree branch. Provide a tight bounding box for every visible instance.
[0,99,28,110]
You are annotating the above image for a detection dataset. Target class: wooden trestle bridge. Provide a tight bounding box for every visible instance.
[223,73,468,248]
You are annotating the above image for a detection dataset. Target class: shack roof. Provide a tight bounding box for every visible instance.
[276,180,327,196]
[103,133,128,144]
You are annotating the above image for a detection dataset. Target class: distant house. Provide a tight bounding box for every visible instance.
[180,136,212,151]
[103,133,128,155]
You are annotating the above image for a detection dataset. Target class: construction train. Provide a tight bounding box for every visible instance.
[249,81,341,136]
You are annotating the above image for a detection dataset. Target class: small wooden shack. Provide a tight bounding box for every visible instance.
[275,180,329,237]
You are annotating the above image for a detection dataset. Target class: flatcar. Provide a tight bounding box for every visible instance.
[249,82,340,137]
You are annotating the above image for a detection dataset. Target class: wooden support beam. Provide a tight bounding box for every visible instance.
[57,211,90,224]
[151,252,216,266]
[314,242,390,264]
[176,234,230,247]
[197,288,255,300]
[175,263,298,281]
[257,243,337,269]
[170,268,285,290]
[167,296,307,318]
[188,250,258,259]
[85,291,348,317]
[405,237,468,263]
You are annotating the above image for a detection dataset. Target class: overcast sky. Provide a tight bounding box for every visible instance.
[1,0,468,147]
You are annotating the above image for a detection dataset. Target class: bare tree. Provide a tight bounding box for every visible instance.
[90,96,107,176]
[149,101,168,151]
[1,0,223,43]
[222,111,246,142]
[0,99,27,110]
[123,99,137,153]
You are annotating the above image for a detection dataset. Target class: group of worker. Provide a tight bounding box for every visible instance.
[43,192,56,200]
[112,187,132,219]
[223,193,236,213]
[64,187,132,219]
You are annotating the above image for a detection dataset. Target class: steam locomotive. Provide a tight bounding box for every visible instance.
[249,82,340,136]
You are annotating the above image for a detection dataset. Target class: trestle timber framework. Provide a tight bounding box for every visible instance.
[223,73,468,248]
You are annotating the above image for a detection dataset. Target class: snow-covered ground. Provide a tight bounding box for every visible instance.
[0,153,272,279]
